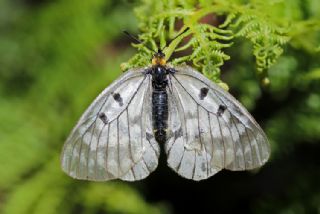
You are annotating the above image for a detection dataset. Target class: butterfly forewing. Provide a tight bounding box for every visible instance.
[61,69,160,181]
[165,65,270,180]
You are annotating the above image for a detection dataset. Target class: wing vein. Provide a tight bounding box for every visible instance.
[231,116,246,170]
[217,116,226,168]
[198,105,209,178]
[77,123,94,177]
[117,117,121,174]
[224,114,237,169]
[208,112,217,170]
[142,157,152,172]
[68,138,80,173]
[146,138,157,156]
[192,150,197,179]
[139,76,147,158]
[95,123,107,179]
[244,127,254,168]
[176,147,186,172]
[254,129,264,164]
[105,125,111,175]
[127,109,134,164]
[167,76,188,154]
[248,128,262,165]
[86,119,98,178]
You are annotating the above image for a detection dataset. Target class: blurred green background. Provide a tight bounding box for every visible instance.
[0,0,319,213]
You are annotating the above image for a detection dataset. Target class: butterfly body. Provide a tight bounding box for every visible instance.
[151,68,169,143]
[150,52,174,143]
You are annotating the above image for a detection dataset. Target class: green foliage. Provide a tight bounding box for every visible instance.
[122,0,320,85]
[0,0,320,213]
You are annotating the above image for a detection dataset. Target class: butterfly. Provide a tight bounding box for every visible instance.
[61,29,270,181]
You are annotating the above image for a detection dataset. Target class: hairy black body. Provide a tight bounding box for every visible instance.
[150,65,171,143]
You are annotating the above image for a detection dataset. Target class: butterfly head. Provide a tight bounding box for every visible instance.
[152,50,166,66]
[123,27,189,67]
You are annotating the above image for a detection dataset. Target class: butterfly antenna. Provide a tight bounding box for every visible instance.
[160,27,190,52]
[123,30,157,53]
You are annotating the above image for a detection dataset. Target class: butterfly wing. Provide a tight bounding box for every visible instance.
[166,65,270,180]
[61,68,159,181]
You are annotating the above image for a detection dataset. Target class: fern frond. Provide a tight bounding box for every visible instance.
[123,0,316,85]
[123,0,235,83]
[231,12,290,73]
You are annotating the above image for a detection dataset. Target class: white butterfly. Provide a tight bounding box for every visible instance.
[61,54,270,181]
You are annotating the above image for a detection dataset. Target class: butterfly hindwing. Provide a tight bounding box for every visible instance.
[61,69,160,181]
[166,86,221,180]
[166,65,270,180]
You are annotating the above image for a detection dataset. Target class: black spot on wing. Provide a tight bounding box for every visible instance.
[199,87,209,100]
[98,112,108,124]
[217,104,227,116]
[112,92,123,106]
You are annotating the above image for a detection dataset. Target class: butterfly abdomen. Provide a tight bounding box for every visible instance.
[151,66,169,143]
[152,89,168,143]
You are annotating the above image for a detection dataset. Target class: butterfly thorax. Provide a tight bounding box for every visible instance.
[151,65,168,88]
